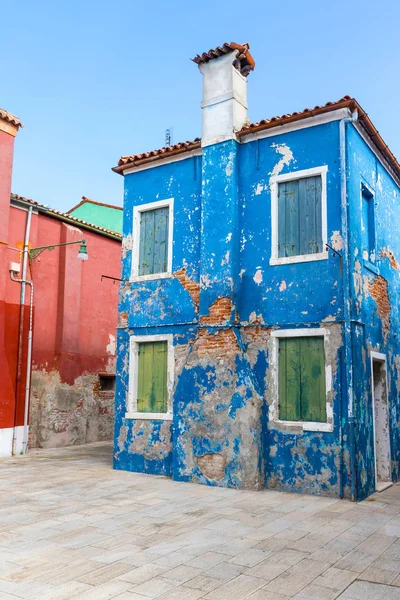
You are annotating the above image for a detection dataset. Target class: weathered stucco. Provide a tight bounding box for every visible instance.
[114,117,400,501]
[29,370,115,448]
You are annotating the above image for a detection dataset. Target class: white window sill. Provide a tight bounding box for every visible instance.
[125,412,173,421]
[272,419,333,433]
[130,272,172,283]
[270,251,328,266]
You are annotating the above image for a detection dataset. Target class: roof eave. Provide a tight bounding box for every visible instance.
[239,98,356,136]
[111,97,400,183]
[10,195,122,241]
[112,141,202,175]
[66,197,123,214]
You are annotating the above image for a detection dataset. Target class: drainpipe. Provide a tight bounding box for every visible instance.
[12,205,33,454]
[339,111,358,500]
[10,272,34,453]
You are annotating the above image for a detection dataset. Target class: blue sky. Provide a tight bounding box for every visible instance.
[2,0,399,212]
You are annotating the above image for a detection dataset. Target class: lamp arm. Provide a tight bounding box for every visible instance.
[29,239,85,260]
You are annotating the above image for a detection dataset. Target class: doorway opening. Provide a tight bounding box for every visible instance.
[371,353,392,492]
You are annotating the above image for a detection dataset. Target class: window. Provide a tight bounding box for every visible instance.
[127,334,173,420]
[137,341,168,413]
[132,199,173,280]
[270,166,328,265]
[361,183,375,263]
[279,336,326,423]
[99,374,116,392]
[270,329,333,432]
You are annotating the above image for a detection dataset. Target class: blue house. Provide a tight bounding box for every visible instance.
[112,42,400,500]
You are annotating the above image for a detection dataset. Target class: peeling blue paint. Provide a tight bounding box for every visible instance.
[114,117,400,501]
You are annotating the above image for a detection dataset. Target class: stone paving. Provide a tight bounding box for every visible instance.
[1,443,400,599]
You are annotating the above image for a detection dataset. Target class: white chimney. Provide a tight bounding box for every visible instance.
[192,43,255,148]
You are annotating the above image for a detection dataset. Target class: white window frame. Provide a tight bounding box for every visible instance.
[269,328,333,432]
[126,334,174,421]
[131,198,174,281]
[270,166,328,266]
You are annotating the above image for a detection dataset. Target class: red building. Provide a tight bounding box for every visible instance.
[0,108,122,456]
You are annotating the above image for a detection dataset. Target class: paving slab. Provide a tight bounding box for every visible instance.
[1,442,400,599]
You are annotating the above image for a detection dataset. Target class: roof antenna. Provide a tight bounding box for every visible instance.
[165,127,173,147]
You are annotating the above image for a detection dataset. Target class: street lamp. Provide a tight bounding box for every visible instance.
[9,237,88,455]
[29,239,89,260]
[77,241,88,260]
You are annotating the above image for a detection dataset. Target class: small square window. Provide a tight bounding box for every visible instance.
[99,374,116,391]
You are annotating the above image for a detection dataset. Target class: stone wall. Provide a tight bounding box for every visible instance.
[29,370,115,449]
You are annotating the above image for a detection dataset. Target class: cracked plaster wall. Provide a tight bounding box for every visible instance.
[29,370,115,448]
[114,119,400,499]
[347,125,400,499]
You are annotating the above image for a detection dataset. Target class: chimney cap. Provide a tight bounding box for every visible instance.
[191,42,255,76]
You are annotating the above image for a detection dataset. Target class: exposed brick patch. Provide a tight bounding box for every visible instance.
[379,248,400,270]
[118,312,128,328]
[197,453,226,481]
[369,275,391,340]
[197,328,238,357]
[200,297,232,325]
[242,325,271,345]
[174,268,200,308]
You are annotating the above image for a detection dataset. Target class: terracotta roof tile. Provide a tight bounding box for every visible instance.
[191,42,255,76]
[112,96,400,182]
[240,96,354,133]
[112,138,201,173]
[10,194,122,240]
[0,108,23,129]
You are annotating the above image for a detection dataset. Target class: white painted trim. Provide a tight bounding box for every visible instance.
[0,427,13,458]
[125,412,173,421]
[370,351,392,490]
[270,252,328,266]
[269,327,333,433]
[270,166,328,266]
[12,425,25,455]
[131,198,174,282]
[127,333,174,421]
[122,149,202,175]
[241,108,352,144]
[272,165,328,183]
[371,351,386,362]
[271,327,327,338]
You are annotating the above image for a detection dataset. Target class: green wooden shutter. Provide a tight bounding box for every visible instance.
[300,337,326,422]
[278,181,300,257]
[279,336,326,423]
[279,338,301,420]
[139,210,154,276]
[278,175,322,258]
[138,207,169,276]
[137,341,168,413]
[153,207,169,274]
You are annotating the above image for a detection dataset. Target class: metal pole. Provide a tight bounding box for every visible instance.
[339,112,358,500]
[22,281,34,454]
[13,205,33,454]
